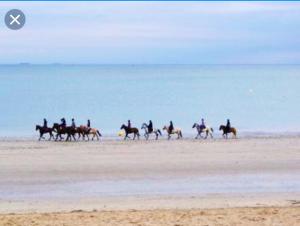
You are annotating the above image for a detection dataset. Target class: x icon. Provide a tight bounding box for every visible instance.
[9,14,21,25]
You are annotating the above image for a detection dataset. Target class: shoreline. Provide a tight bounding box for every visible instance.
[1,131,300,142]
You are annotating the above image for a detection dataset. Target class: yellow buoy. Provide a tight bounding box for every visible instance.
[118,131,124,137]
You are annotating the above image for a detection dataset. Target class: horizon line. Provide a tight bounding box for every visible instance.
[1,63,300,66]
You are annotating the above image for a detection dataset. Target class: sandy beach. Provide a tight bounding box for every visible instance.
[0,137,299,225]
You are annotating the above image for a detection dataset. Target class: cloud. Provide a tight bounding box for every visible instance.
[1,2,300,64]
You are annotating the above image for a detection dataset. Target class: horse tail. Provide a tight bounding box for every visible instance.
[157,129,162,136]
[180,131,183,138]
[211,127,214,133]
[97,130,102,137]
[233,128,237,137]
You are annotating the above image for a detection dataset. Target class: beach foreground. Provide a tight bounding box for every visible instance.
[1,207,299,226]
[0,137,299,225]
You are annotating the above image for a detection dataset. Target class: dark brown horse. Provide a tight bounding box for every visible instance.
[219,125,237,139]
[52,123,77,141]
[36,125,54,141]
[120,124,140,140]
[76,126,90,140]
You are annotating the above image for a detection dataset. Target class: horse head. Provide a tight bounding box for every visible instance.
[141,123,147,129]
[192,123,197,128]
[219,125,225,131]
[162,126,168,130]
[35,125,40,130]
[120,124,126,130]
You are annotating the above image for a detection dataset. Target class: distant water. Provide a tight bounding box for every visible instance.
[0,64,300,137]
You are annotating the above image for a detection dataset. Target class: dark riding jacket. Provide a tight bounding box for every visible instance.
[148,121,153,133]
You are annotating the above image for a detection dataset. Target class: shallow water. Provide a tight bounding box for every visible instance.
[1,64,300,137]
[1,174,299,201]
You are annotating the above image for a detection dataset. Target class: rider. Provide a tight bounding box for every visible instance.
[87,119,91,128]
[226,119,231,132]
[169,121,174,133]
[148,120,153,133]
[127,120,131,129]
[60,118,66,128]
[200,118,206,131]
[43,118,48,128]
[71,118,76,128]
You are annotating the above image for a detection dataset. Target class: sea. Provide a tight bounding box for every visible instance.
[0,64,300,138]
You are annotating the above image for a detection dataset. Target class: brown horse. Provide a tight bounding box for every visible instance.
[52,123,77,141]
[77,125,102,141]
[76,125,90,140]
[36,125,54,141]
[219,125,237,139]
[120,124,140,140]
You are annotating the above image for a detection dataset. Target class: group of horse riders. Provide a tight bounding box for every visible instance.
[36,118,102,141]
[121,118,234,140]
[37,117,235,141]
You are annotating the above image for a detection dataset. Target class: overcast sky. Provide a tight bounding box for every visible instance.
[1,2,300,64]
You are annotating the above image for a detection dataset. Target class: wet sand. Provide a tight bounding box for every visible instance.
[0,137,299,225]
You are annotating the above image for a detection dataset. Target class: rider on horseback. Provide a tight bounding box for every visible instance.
[169,121,174,133]
[200,118,206,131]
[128,120,131,129]
[87,119,91,128]
[43,118,48,128]
[71,118,76,128]
[226,119,231,132]
[148,120,153,133]
[60,118,66,128]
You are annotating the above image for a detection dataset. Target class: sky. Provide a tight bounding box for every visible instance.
[0,2,300,64]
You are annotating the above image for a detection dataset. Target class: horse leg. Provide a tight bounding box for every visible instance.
[137,133,140,140]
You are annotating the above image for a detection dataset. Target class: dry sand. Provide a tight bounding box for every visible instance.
[0,137,299,225]
[1,207,299,226]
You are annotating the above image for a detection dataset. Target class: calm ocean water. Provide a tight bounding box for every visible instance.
[0,64,299,137]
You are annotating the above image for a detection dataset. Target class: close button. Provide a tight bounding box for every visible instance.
[5,9,26,30]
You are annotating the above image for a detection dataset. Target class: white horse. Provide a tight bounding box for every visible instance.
[192,123,214,139]
[162,125,183,140]
[141,123,162,140]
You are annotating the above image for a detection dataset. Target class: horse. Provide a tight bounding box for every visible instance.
[52,123,77,141]
[35,125,54,141]
[77,125,102,141]
[120,124,140,140]
[192,123,214,139]
[141,123,162,140]
[219,125,237,139]
[75,126,89,140]
[162,125,183,140]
